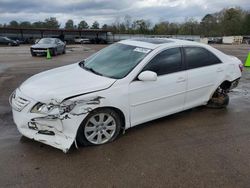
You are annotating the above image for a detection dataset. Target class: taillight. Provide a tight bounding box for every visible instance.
[239,63,244,72]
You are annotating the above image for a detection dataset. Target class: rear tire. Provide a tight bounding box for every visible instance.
[207,92,229,109]
[76,108,121,146]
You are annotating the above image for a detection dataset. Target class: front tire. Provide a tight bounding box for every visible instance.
[76,108,121,146]
[52,48,57,56]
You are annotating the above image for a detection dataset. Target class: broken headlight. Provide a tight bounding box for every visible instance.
[59,102,76,114]
[30,101,76,115]
[31,102,58,114]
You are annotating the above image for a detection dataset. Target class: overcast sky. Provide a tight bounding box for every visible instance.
[0,0,249,27]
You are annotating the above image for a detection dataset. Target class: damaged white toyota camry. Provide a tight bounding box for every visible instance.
[10,38,242,152]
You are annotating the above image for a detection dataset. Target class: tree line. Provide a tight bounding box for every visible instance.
[0,17,100,30]
[1,7,249,36]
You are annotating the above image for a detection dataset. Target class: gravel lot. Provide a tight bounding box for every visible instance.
[0,44,250,188]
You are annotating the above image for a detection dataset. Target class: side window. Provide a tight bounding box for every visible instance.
[184,47,221,69]
[143,48,183,76]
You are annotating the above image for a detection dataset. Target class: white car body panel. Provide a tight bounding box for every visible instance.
[129,71,187,126]
[10,39,242,152]
[185,65,223,108]
[20,64,116,103]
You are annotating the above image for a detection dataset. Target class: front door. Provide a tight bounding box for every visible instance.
[129,47,187,126]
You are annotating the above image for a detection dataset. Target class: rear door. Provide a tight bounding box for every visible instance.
[183,46,224,109]
[129,47,187,126]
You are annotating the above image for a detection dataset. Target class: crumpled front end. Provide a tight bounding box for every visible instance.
[10,88,102,153]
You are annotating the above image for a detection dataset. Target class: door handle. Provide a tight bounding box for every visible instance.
[217,68,223,72]
[177,77,186,83]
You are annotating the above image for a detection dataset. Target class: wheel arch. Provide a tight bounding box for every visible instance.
[80,106,126,134]
[75,106,127,146]
[209,79,232,99]
[219,80,232,90]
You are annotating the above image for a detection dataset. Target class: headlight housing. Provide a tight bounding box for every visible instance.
[30,96,101,115]
[31,102,57,114]
[30,101,76,115]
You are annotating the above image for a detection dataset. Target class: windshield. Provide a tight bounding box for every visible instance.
[38,38,55,44]
[82,43,151,79]
[3,37,11,41]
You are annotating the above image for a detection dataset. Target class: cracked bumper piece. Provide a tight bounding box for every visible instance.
[13,109,75,153]
[11,89,88,153]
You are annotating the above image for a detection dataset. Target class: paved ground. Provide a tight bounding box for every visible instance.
[0,44,250,188]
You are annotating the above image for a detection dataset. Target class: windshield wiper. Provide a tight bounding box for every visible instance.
[79,61,103,76]
[85,67,103,76]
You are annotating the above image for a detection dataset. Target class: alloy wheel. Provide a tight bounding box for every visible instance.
[84,113,116,144]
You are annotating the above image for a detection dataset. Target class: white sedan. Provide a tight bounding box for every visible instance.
[10,38,242,152]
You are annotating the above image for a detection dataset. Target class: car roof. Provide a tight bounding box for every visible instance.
[41,38,56,40]
[118,38,203,50]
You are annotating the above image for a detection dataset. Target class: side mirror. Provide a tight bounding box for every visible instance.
[138,71,157,81]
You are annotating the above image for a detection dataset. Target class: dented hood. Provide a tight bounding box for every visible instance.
[20,63,116,103]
